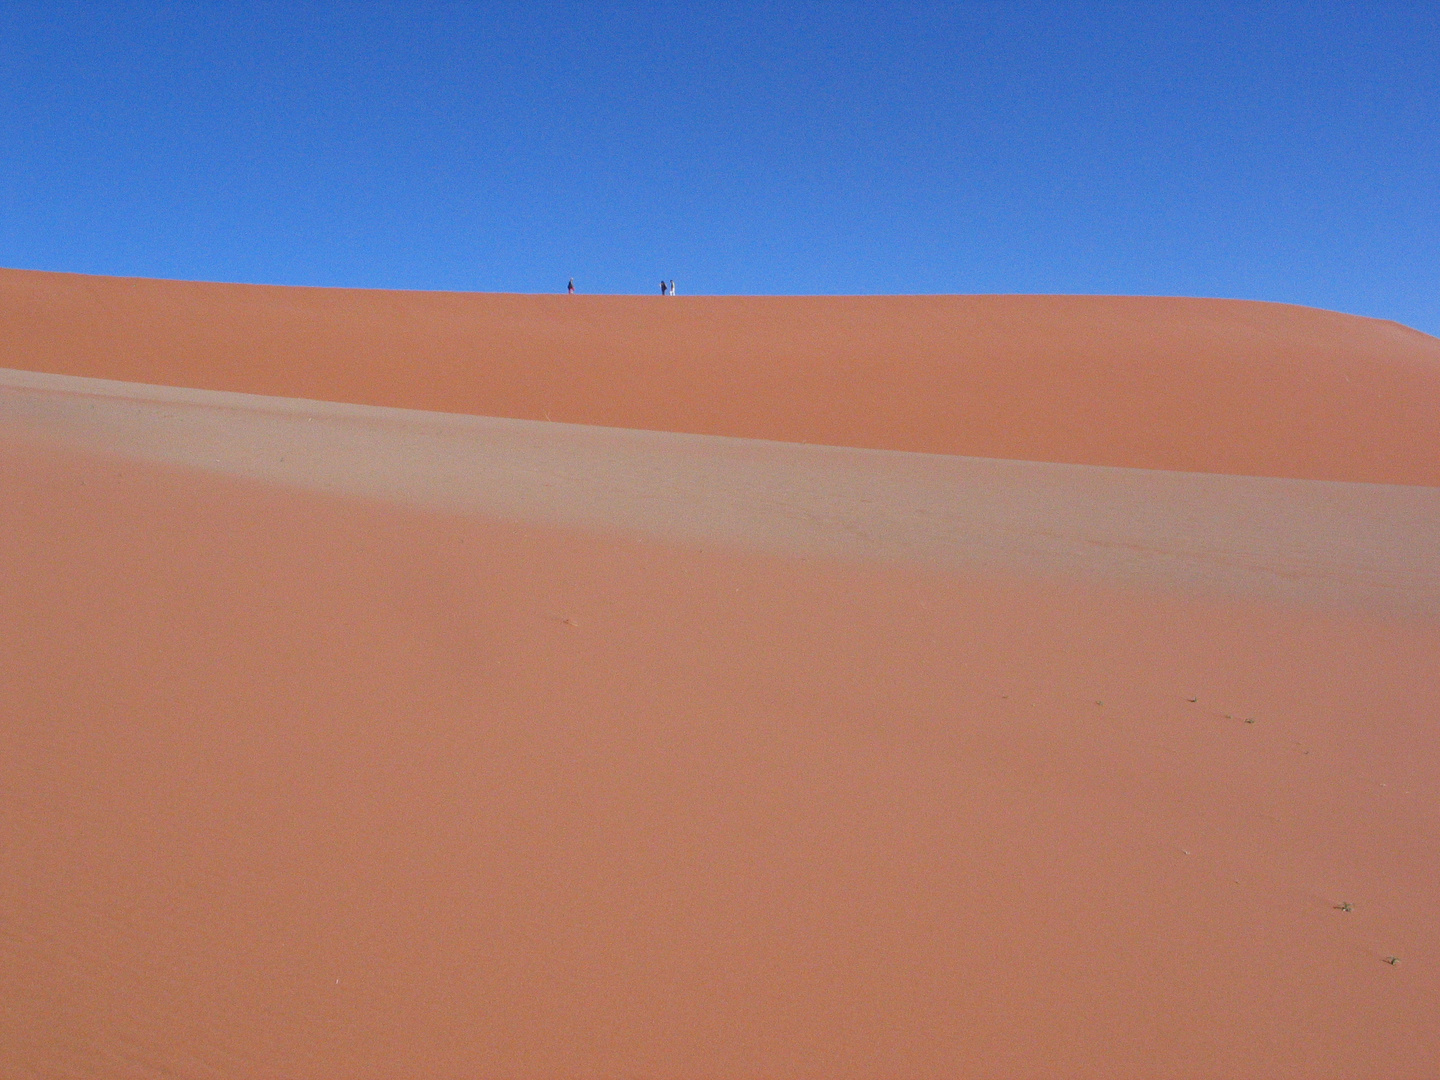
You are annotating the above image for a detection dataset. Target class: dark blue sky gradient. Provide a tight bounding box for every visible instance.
[2,2,1436,332]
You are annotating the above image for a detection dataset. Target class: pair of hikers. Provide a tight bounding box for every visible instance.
[566,279,676,295]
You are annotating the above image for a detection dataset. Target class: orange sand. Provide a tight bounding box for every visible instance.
[3,267,1439,484]
[1,270,1437,1077]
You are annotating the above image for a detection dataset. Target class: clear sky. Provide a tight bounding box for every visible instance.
[2,2,1436,332]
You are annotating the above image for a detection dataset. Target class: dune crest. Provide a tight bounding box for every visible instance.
[4,367,1437,618]
[3,267,1438,484]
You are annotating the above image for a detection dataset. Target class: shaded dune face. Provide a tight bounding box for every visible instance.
[2,267,1439,484]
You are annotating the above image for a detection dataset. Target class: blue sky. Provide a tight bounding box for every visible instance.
[2,2,1436,332]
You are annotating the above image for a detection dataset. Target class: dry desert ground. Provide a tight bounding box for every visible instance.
[2,268,1438,1077]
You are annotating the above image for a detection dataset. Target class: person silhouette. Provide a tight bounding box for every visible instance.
[670,280,676,296]
[660,280,668,296]
[568,279,574,294]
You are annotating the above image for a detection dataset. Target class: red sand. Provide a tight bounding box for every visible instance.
[3,267,1439,484]
[2,270,1437,1077]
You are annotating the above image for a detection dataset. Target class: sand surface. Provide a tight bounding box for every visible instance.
[2,272,1438,1077]
[5,368,1439,620]
[4,267,1440,484]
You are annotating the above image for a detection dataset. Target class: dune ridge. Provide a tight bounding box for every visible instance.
[3,266,1439,484]
[4,367,1438,619]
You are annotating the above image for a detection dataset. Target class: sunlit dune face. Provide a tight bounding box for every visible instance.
[1,272,1437,1077]
[4,268,1439,484]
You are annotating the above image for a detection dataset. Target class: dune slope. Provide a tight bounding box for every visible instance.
[2,432,1437,1079]
[2,274,1437,1077]
[4,369,1437,618]
[3,370,1439,1077]
[3,267,1439,484]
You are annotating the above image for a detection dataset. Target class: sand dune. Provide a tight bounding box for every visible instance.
[3,267,1439,484]
[2,273,1437,1077]
[4,368,1438,619]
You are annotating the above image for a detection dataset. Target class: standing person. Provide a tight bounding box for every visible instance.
[567,279,575,294]
[660,280,668,296]
[670,279,676,296]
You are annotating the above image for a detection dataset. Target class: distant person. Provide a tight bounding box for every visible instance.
[568,279,574,294]
[670,280,676,296]
[660,280,668,296]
